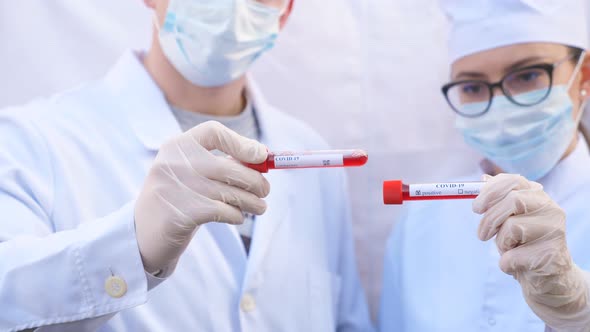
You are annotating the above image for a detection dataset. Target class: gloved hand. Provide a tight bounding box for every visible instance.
[473,174,590,331]
[134,121,270,277]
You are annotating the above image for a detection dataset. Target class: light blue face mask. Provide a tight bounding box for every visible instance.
[156,0,283,87]
[455,54,587,180]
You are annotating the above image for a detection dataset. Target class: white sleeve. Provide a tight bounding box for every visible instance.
[30,274,163,332]
[0,203,154,332]
[0,114,161,331]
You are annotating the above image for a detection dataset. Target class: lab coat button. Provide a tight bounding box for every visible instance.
[240,294,256,312]
[488,317,496,326]
[105,275,127,298]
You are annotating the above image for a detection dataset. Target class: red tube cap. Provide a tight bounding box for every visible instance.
[383,180,403,205]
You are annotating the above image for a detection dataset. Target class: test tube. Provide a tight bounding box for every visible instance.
[383,180,484,205]
[246,149,368,173]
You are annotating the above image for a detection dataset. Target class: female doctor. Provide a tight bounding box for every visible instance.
[379,0,590,331]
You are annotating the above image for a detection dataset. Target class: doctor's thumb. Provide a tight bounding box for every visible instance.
[189,121,268,164]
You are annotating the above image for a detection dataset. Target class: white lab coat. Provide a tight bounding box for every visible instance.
[0,51,373,332]
[379,137,590,331]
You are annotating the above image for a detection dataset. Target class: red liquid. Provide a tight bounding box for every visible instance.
[246,149,368,173]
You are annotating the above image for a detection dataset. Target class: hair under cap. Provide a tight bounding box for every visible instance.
[441,0,589,63]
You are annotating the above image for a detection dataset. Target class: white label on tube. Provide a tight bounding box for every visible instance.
[274,154,344,168]
[409,182,482,197]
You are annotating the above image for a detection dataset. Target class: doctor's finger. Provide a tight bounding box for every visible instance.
[495,214,552,254]
[477,188,546,241]
[473,174,540,214]
[207,180,268,215]
[171,169,268,214]
[498,237,565,276]
[204,157,270,198]
[498,244,536,275]
[149,180,246,226]
[189,121,268,164]
[178,195,247,225]
[175,133,270,197]
[210,200,253,225]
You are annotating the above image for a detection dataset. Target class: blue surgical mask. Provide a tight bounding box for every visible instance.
[157,0,283,87]
[455,54,586,180]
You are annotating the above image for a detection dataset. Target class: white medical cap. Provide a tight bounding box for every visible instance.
[441,0,590,63]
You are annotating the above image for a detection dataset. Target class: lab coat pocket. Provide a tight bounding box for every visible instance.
[308,268,342,332]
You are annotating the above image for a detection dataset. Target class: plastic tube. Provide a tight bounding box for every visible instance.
[383,180,484,205]
[246,149,368,173]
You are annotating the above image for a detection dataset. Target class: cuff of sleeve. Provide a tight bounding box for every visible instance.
[76,201,149,313]
[145,270,167,290]
[9,202,149,331]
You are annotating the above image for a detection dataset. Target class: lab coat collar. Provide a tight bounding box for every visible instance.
[541,135,590,200]
[103,50,182,151]
[103,52,289,153]
[246,76,288,147]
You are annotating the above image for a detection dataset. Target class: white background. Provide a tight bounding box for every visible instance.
[3,0,587,319]
[250,0,481,317]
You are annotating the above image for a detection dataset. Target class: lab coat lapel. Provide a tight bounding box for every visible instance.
[204,222,248,283]
[108,52,250,278]
[244,80,295,280]
[246,171,293,275]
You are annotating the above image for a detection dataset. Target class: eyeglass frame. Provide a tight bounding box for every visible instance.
[441,54,576,118]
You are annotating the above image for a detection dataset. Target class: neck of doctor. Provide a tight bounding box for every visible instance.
[143,30,247,117]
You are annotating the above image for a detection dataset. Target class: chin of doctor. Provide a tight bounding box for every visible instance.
[133,0,293,278]
[444,43,590,330]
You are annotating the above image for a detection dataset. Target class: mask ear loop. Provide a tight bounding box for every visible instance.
[153,14,165,33]
[566,51,587,90]
[577,98,589,124]
[279,0,290,14]
[153,12,185,47]
[570,51,588,126]
[577,95,590,146]
[574,58,589,144]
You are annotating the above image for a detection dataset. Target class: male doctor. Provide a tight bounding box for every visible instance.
[0,0,372,331]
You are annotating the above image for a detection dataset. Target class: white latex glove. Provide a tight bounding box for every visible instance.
[473,174,590,331]
[134,121,270,277]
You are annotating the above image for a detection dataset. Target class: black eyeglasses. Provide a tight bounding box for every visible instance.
[441,55,575,118]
